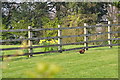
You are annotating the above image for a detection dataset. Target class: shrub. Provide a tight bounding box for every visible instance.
[39,39,58,52]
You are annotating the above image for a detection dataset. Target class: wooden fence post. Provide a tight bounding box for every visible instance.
[108,21,112,48]
[28,26,33,57]
[84,23,88,50]
[58,25,62,53]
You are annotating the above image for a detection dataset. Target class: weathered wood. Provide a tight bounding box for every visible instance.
[63,44,120,52]
[1,23,120,59]
[58,25,62,53]
[0,31,119,43]
[0,47,23,51]
[0,29,29,32]
[0,38,119,51]
[61,31,119,39]
[1,24,120,32]
[28,26,33,57]
[108,21,112,48]
[84,23,88,50]
[1,50,59,58]
[21,24,120,31]
[1,43,119,58]
[30,24,120,30]
[0,36,59,43]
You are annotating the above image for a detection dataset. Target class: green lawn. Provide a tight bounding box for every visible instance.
[1,45,118,78]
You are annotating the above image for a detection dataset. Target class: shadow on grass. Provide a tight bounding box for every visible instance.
[9,57,28,61]
[2,46,118,62]
[90,46,118,51]
[36,52,61,57]
[6,53,59,61]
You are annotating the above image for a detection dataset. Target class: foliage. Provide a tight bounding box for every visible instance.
[11,20,31,37]
[42,17,61,38]
[9,40,30,57]
[113,2,120,8]
[112,2,120,24]
[112,37,120,44]
[26,63,60,78]
[39,39,58,52]
[2,2,49,43]
[62,14,97,43]
[20,40,29,54]
[2,2,118,45]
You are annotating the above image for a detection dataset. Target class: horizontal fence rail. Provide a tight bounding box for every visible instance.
[0,44,119,58]
[0,31,120,43]
[1,22,119,59]
[1,24,120,32]
[0,29,29,33]
[0,38,119,51]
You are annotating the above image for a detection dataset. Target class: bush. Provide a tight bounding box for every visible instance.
[39,39,58,52]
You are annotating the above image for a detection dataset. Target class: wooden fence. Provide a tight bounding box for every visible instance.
[0,21,120,58]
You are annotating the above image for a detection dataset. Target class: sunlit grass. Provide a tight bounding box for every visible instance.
[1,45,118,78]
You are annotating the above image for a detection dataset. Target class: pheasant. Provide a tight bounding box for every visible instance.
[79,48,85,54]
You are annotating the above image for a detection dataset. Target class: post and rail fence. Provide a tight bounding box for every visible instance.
[0,21,120,59]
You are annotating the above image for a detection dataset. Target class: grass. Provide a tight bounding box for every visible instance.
[1,45,118,78]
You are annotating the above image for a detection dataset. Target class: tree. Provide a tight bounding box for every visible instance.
[2,2,50,44]
[2,2,18,44]
[112,2,120,24]
[2,2,114,44]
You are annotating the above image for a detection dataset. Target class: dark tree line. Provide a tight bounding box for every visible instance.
[2,2,120,44]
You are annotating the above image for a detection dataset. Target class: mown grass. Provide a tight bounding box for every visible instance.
[1,45,118,78]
